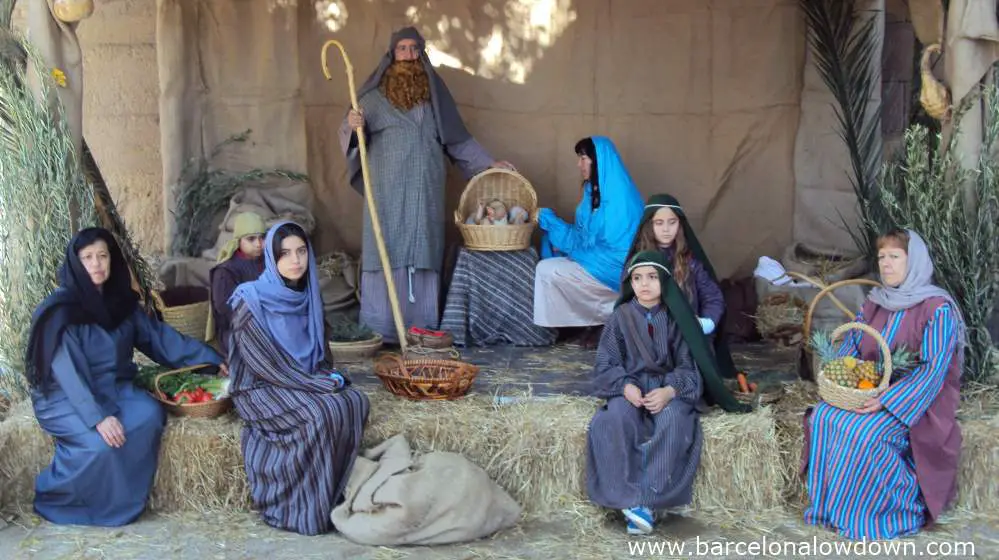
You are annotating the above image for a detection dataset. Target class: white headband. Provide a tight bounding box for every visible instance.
[645,203,684,212]
[627,261,672,276]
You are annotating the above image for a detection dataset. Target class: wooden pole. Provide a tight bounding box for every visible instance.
[322,40,408,352]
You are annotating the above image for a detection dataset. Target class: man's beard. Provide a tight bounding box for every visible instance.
[380,60,431,111]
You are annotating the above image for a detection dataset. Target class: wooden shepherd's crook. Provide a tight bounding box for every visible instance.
[321,39,408,352]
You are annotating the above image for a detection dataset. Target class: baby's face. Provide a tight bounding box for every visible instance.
[486,207,495,218]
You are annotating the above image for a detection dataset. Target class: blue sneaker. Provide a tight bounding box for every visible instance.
[626,518,643,535]
[622,506,653,534]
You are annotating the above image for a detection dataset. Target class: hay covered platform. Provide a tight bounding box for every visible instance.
[1,343,996,522]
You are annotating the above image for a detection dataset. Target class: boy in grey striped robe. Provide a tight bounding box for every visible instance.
[586,251,705,535]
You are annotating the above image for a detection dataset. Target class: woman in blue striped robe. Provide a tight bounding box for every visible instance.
[228,221,370,536]
[803,229,965,540]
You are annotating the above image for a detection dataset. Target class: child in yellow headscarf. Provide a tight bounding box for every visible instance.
[206,212,267,354]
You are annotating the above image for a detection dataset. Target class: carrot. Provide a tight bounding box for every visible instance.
[736,372,750,393]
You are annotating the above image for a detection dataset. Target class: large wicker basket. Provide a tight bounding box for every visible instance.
[816,322,893,410]
[454,168,537,251]
[373,354,479,400]
[153,286,210,341]
[151,364,232,418]
[328,334,383,363]
[797,275,883,381]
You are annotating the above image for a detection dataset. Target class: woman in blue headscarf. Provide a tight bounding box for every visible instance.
[26,227,223,526]
[227,221,370,536]
[533,136,645,347]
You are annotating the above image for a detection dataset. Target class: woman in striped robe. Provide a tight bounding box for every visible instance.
[587,250,741,535]
[803,229,964,540]
[228,221,370,536]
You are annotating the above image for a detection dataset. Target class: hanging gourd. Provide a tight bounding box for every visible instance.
[920,44,951,121]
[53,0,95,23]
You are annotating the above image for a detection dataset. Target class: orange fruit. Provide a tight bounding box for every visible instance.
[857,379,876,390]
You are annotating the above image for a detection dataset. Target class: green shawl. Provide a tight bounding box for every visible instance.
[620,251,750,413]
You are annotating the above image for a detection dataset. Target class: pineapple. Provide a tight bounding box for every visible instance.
[858,360,879,385]
[853,345,919,387]
[810,331,859,387]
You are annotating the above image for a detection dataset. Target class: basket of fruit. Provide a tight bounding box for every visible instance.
[136,363,232,418]
[810,322,914,410]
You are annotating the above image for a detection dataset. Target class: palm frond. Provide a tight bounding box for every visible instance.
[800,0,891,262]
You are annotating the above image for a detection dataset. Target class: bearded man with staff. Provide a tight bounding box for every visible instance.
[338,27,514,343]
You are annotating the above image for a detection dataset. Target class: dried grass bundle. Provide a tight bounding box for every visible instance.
[756,294,808,340]
[0,37,98,401]
[170,130,308,257]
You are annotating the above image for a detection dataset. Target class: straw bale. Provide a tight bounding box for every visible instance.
[148,413,248,512]
[954,414,999,511]
[362,391,595,517]
[0,400,250,513]
[773,381,819,509]
[693,406,784,513]
[0,388,790,522]
[0,401,54,509]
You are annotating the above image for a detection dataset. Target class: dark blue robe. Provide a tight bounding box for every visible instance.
[31,308,222,526]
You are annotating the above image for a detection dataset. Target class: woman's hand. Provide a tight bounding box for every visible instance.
[643,387,676,414]
[347,109,364,129]
[218,363,230,377]
[491,160,516,171]
[329,372,345,389]
[623,383,643,408]
[538,208,556,229]
[855,397,884,414]
[96,416,126,448]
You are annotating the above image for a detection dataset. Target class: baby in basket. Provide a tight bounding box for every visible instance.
[465,199,529,226]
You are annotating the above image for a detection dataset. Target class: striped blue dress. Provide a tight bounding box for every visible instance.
[804,304,957,540]
[229,304,370,536]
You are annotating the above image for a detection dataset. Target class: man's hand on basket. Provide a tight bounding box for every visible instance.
[218,363,230,377]
[855,397,883,414]
[491,160,515,171]
[96,416,126,448]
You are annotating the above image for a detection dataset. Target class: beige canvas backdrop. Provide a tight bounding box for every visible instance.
[158,0,805,279]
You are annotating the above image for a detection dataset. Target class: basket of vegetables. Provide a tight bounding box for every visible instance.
[327,317,383,362]
[727,371,784,406]
[137,364,232,418]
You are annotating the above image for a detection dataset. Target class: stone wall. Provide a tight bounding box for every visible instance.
[14,0,163,251]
